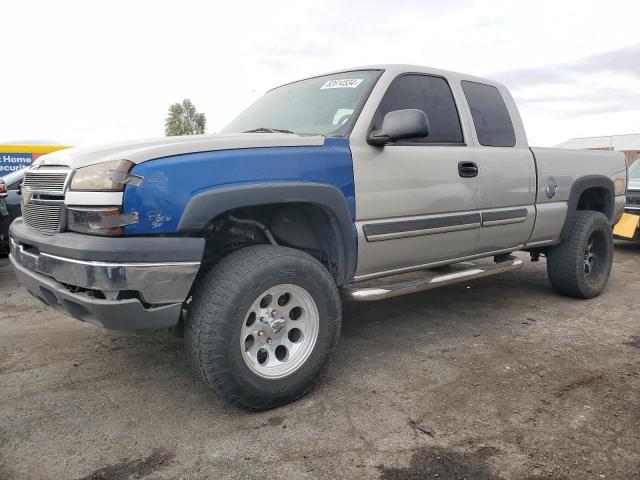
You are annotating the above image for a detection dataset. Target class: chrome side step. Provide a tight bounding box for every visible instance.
[342,255,523,301]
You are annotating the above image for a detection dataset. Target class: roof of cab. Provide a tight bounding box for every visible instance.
[320,64,506,88]
[267,64,508,94]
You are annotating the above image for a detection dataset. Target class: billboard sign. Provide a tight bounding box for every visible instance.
[0,153,33,174]
[0,145,71,176]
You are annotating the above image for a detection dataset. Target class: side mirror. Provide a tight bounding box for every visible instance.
[368,109,430,146]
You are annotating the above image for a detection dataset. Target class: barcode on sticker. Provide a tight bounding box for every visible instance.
[320,79,363,89]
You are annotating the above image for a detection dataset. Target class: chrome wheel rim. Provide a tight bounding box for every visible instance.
[583,229,608,282]
[240,284,319,379]
[584,235,596,275]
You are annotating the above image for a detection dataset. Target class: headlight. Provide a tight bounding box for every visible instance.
[69,160,135,191]
[67,207,139,236]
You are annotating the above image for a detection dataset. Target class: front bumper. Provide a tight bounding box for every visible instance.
[9,219,205,330]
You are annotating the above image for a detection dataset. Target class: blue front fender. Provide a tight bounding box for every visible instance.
[123,137,355,235]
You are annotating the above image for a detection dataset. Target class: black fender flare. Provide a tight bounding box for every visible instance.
[561,175,615,239]
[177,182,356,284]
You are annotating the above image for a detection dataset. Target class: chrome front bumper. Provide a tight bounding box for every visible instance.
[8,219,205,330]
[10,255,185,330]
[9,237,200,305]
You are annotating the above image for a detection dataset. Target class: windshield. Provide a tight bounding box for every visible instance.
[1,168,26,187]
[221,70,381,136]
[629,158,640,180]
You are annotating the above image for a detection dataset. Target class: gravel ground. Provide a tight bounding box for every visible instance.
[0,243,639,480]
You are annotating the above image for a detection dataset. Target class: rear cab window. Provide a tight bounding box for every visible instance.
[461,81,516,147]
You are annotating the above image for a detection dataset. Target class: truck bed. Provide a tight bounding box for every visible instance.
[530,147,626,205]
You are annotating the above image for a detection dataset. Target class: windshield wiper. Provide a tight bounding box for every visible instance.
[243,127,295,134]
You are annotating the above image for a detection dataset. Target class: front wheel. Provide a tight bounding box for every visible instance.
[186,245,341,410]
[547,210,614,299]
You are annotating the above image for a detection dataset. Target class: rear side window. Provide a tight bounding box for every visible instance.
[461,81,516,147]
[374,74,464,145]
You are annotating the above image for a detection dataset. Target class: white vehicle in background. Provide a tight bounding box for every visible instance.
[619,157,640,240]
[626,157,640,211]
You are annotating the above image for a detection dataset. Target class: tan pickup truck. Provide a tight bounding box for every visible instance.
[9,65,627,409]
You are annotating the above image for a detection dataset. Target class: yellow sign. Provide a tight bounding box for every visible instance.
[613,213,640,239]
[0,144,70,154]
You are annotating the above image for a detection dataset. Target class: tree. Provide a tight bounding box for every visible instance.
[164,99,207,136]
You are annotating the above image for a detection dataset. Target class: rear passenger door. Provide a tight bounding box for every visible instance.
[351,74,481,276]
[460,81,536,252]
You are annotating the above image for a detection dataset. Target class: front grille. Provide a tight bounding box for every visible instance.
[21,167,70,233]
[627,191,640,206]
[23,170,69,193]
[23,202,63,232]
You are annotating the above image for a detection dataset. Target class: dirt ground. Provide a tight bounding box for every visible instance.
[0,243,639,480]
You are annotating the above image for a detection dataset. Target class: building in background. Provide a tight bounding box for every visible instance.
[0,144,71,175]
[556,134,640,166]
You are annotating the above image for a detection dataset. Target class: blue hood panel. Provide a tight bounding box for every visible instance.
[123,138,354,234]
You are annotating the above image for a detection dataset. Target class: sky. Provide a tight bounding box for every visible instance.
[2,0,640,147]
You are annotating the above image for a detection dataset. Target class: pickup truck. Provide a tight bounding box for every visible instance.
[9,65,627,410]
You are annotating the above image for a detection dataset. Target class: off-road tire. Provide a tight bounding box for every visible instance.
[547,210,613,299]
[185,245,341,410]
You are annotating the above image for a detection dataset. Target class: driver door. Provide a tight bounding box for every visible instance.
[350,74,481,277]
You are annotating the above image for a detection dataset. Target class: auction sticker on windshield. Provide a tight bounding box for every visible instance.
[320,79,363,89]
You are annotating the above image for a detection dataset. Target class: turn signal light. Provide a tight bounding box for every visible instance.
[66,207,139,236]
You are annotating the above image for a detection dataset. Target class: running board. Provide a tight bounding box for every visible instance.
[342,255,523,301]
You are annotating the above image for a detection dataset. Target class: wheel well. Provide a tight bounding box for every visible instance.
[561,177,615,240]
[576,187,612,218]
[200,203,347,284]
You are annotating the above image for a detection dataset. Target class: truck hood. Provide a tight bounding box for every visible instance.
[37,133,326,169]
[629,178,640,191]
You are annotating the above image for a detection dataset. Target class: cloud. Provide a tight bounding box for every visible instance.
[487,44,640,143]
[579,44,640,77]
[493,43,640,87]
[2,0,640,147]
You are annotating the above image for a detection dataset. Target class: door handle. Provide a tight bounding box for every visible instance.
[458,161,478,178]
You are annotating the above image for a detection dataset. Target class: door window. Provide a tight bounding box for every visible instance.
[373,74,464,145]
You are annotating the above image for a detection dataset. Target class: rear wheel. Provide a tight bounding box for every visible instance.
[547,210,613,299]
[186,245,341,410]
